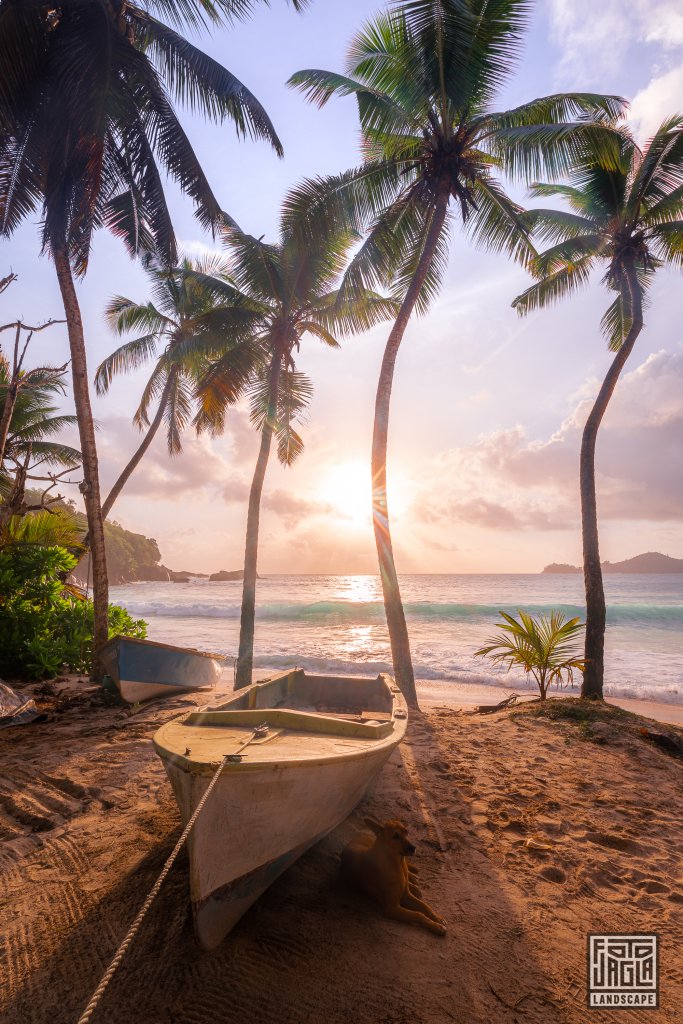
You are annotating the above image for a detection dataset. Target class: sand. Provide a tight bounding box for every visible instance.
[1,675,682,1024]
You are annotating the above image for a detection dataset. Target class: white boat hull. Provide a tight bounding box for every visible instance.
[165,741,397,948]
[154,670,407,948]
[119,679,207,703]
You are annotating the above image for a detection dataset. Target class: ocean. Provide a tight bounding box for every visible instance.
[110,573,683,706]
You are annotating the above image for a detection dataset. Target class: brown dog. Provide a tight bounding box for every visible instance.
[341,817,446,935]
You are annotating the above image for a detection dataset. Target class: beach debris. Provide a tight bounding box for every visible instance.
[0,680,43,729]
[468,693,519,715]
[523,837,554,851]
[639,727,683,759]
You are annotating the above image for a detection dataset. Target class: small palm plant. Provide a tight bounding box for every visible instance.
[474,611,585,701]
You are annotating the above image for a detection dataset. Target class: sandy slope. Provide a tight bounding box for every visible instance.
[0,678,682,1024]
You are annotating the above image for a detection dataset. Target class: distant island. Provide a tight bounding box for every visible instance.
[543,552,683,574]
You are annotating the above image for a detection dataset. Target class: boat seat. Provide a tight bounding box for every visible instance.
[185,707,395,740]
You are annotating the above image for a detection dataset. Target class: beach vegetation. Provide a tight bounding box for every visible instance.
[474,610,585,700]
[514,119,683,700]
[0,360,81,527]
[0,543,146,679]
[0,313,65,467]
[2,506,84,550]
[287,0,627,708]
[0,0,289,676]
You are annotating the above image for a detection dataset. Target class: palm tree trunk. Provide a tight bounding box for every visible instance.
[102,371,175,521]
[0,325,22,466]
[53,245,109,679]
[78,372,176,565]
[580,263,643,699]
[372,188,450,710]
[235,353,282,689]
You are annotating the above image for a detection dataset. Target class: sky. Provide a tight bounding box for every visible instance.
[2,0,682,574]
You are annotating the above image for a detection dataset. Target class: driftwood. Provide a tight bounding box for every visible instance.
[467,693,520,716]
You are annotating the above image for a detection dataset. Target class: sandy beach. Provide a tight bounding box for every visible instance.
[1,674,682,1024]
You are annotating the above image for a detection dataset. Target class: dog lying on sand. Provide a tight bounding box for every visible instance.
[341,817,446,936]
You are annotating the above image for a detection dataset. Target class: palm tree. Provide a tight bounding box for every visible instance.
[95,257,259,523]
[0,316,65,466]
[287,0,627,707]
[0,0,292,675]
[0,360,81,526]
[512,118,683,699]
[187,222,397,688]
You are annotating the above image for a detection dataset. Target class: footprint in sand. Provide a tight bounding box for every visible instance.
[583,830,644,854]
[539,865,567,884]
[636,879,670,894]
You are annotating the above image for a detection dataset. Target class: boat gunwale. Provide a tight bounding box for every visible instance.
[102,634,226,661]
[153,671,407,775]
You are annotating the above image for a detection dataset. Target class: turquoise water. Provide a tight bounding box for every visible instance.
[110,573,683,706]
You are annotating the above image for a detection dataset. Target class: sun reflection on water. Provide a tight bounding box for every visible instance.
[330,575,382,603]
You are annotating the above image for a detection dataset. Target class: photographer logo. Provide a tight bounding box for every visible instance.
[588,934,658,1009]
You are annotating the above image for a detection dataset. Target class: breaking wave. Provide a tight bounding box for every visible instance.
[117,597,683,629]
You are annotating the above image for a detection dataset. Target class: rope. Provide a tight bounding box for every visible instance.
[76,753,230,1024]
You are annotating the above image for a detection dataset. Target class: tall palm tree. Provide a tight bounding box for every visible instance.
[187,222,397,688]
[287,0,627,707]
[95,257,258,523]
[0,0,292,674]
[512,118,683,699]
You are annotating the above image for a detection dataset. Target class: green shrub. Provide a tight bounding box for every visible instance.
[0,544,146,679]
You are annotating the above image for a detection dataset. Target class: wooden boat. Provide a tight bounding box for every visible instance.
[101,635,224,704]
[153,669,408,949]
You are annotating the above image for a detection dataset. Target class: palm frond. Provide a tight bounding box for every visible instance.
[488,122,626,182]
[486,93,628,130]
[531,234,606,276]
[132,9,284,155]
[649,221,683,267]
[524,207,597,244]
[465,173,535,267]
[512,255,596,316]
[95,334,163,395]
[282,160,408,243]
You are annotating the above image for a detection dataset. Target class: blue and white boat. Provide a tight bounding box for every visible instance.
[101,636,224,703]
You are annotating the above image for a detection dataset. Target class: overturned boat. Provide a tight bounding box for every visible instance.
[101,635,224,703]
[153,669,408,949]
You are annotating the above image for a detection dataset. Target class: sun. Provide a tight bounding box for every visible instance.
[318,460,409,526]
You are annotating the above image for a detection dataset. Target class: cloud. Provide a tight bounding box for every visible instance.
[262,489,335,528]
[548,0,683,89]
[94,413,253,504]
[631,65,683,140]
[178,238,223,261]
[549,0,634,80]
[410,348,683,531]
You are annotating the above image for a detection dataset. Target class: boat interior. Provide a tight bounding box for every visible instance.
[181,670,401,740]
[227,669,393,714]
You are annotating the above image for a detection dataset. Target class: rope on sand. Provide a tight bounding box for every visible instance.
[75,752,230,1024]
